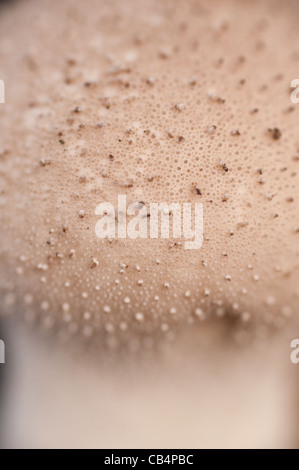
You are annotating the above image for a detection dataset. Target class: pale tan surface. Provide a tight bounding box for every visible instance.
[0,0,299,448]
[1,319,297,448]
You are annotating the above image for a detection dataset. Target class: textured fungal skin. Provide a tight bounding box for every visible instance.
[0,0,299,353]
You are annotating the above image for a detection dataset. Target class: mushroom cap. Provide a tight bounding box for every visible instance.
[0,0,298,351]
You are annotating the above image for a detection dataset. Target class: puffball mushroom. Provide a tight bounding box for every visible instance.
[0,0,298,352]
